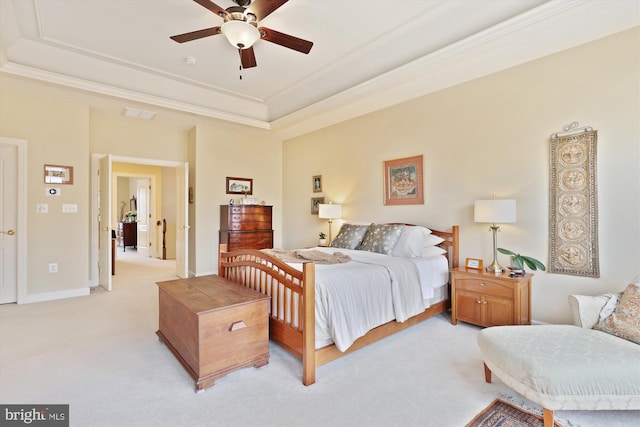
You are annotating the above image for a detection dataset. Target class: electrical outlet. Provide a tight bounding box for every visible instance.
[48,263,58,273]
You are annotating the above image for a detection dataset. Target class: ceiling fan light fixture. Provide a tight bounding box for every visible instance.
[221,20,260,49]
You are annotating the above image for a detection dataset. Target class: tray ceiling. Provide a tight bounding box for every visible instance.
[1,0,638,138]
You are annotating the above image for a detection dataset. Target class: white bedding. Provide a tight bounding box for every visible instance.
[286,247,449,352]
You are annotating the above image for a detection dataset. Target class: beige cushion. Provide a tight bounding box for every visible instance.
[593,283,640,344]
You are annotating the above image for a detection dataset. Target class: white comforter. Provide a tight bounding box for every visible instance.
[289,248,448,352]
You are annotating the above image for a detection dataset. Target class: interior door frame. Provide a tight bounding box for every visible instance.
[112,173,156,257]
[0,137,27,303]
[90,154,188,287]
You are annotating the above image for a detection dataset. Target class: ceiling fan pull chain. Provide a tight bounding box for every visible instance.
[239,64,243,80]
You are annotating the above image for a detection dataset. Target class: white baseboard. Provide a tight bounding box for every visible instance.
[19,287,90,304]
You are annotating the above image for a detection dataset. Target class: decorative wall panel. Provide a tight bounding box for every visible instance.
[549,127,599,277]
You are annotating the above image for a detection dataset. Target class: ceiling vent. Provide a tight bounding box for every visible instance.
[122,107,156,120]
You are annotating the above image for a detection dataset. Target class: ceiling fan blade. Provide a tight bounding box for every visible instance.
[193,0,227,18]
[170,26,221,43]
[259,27,313,54]
[239,47,257,69]
[249,0,289,21]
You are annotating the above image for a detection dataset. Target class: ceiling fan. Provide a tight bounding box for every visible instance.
[170,0,313,69]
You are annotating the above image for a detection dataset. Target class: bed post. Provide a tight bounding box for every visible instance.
[451,225,459,268]
[302,262,316,386]
[217,244,228,276]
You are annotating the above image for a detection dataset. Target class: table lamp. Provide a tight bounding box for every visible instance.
[474,198,516,273]
[318,203,342,245]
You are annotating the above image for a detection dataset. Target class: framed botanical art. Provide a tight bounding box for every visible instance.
[311,196,324,214]
[226,177,253,195]
[383,155,424,205]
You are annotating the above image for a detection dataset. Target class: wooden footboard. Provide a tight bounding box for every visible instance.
[218,225,459,386]
[218,246,317,385]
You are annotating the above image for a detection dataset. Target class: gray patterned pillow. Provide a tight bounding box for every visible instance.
[358,224,405,255]
[330,224,370,249]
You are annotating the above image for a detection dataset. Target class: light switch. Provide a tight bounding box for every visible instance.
[62,204,78,213]
[36,203,48,214]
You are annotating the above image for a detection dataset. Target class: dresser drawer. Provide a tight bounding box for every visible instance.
[227,231,273,249]
[455,278,513,298]
[228,214,272,230]
[228,205,271,214]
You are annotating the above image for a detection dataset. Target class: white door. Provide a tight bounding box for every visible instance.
[136,179,150,257]
[176,162,188,278]
[99,155,112,291]
[0,142,18,303]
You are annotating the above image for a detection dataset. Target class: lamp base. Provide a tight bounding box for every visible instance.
[485,261,504,274]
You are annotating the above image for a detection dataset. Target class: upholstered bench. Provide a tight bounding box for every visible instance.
[478,281,640,427]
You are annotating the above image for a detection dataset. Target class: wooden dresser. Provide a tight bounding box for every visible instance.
[219,204,273,251]
[117,222,137,252]
[451,267,532,327]
[156,275,270,392]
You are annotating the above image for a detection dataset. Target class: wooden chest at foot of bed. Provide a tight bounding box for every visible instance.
[156,275,270,392]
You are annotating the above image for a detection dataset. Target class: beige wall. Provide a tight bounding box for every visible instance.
[0,87,90,298]
[188,122,283,276]
[283,28,640,324]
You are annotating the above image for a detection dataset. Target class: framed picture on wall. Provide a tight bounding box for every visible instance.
[313,175,322,193]
[44,164,73,185]
[383,155,424,205]
[226,177,253,195]
[311,197,325,214]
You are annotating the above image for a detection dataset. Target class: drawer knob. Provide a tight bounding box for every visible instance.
[229,321,247,332]
[476,300,482,304]
[479,283,485,286]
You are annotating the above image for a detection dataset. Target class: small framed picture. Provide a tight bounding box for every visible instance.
[465,258,484,270]
[44,164,73,185]
[311,196,325,215]
[226,177,253,195]
[313,175,322,193]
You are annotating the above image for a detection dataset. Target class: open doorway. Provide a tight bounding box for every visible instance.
[91,154,189,291]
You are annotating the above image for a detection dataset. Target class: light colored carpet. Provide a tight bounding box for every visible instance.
[1,250,638,427]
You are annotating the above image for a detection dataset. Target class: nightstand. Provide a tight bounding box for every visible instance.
[451,267,532,327]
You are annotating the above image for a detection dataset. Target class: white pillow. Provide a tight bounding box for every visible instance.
[421,246,447,258]
[392,226,432,257]
[423,234,444,247]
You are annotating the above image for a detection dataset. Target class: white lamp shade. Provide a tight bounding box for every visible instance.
[221,21,260,49]
[318,204,342,220]
[474,199,516,224]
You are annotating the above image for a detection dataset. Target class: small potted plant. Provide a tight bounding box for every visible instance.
[125,211,136,223]
[318,232,327,247]
[497,248,546,275]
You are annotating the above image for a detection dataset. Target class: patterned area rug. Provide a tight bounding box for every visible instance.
[466,399,564,427]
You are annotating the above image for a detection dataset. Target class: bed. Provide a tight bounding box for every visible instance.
[217,223,459,385]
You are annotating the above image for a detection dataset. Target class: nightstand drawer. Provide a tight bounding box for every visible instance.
[456,278,513,298]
